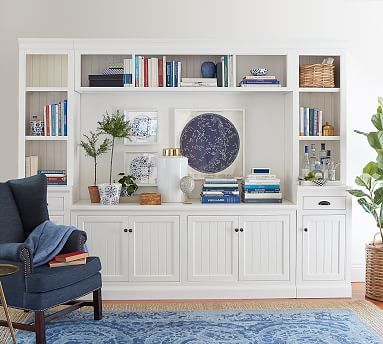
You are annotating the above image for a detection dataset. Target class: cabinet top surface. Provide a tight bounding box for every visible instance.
[71,199,296,212]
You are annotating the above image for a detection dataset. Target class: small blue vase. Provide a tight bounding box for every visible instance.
[201,61,216,78]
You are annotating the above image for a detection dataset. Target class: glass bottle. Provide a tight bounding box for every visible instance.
[301,145,310,178]
[322,150,331,179]
[319,143,327,166]
[309,143,316,172]
[314,161,324,179]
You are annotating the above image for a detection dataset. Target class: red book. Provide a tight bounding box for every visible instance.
[46,105,50,136]
[54,251,88,263]
[49,258,86,268]
[158,58,163,87]
[144,58,148,87]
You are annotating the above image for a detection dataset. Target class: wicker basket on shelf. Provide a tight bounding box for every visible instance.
[299,64,335,88]
[365,233,383,301]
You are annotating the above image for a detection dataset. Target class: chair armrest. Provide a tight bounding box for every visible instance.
[60,230,87,254]
[0,243,33,275]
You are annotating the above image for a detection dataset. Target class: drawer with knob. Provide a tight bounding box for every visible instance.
[303,196,346,210]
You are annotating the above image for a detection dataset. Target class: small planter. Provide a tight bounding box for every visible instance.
[366,235,383,301]
[88,185,100,203]
[98,183,122,205]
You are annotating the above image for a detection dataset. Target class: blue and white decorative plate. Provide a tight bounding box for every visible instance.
[180,113,240,173]
[124,111,158,144]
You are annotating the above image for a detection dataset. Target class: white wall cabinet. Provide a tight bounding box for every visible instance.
[301,215,346,281]
[128,216,180,282]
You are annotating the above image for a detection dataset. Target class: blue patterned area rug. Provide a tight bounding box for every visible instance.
[15,303,383,344]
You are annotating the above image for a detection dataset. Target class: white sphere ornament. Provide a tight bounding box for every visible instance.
[180,176,195,194]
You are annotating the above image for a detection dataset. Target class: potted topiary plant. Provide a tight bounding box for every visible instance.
[118,173,138,199]
[80,131,111,203]
[97,110,132,205]
[348,97,383,300]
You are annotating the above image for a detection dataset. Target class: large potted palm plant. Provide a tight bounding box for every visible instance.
[97,110,132,205]
[348,97,383,300]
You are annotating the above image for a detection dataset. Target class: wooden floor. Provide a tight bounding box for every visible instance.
[104,283,383,309]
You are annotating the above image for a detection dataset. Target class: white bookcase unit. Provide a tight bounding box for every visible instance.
[18,39,350,300]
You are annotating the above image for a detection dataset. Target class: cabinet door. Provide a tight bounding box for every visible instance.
[128,216,180,282]
[77,216,128,282]
[50,215,64,225]
[239,215,290,281]
[302,215,346,281]
[187,216,238,282]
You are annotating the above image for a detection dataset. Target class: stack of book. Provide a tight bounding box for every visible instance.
[38,169,67,185]
[42,100,68,136]
[239,75,281,87]
[123,59,133,87]
[242,168,282,203]
[49,251,88,268]
[180,78,217,87]
[201,178,240,204]
[299,107,324,136]
[216,55,234,87]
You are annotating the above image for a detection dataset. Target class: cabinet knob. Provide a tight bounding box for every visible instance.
[128,228,133,233]
[303,228,308,232]
[123,228,128,233]
[239,228,244,232]
[318,200,331,206]
[234,228,239,232]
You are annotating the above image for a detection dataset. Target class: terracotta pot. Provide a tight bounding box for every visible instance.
[88,185,100,203]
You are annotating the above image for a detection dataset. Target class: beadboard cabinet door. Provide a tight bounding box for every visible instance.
[77,216,128,282]
[128,216,180,282]
[239,215,290,281]
[187,216,239,282]
[302,215,346,281]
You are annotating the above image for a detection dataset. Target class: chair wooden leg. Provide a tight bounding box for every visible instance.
[35,311,46,344]
[93,289,102,320]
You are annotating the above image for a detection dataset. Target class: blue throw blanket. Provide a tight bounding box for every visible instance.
[25,220,78,267]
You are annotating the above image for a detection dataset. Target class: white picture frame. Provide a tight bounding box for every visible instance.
[124,151,158,186]
[124,110,158,145]
[173,109,245,179]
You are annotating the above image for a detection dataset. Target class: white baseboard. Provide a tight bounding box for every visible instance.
[352,264,365,282]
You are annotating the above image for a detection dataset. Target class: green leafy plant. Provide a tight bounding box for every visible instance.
[80,131,111,185]
[348,98,383,242]
[97,110,132,184]
[117,173,138,196]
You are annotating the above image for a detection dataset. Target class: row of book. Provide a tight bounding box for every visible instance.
[299,107,324,136]
[201,178,240,204]
[242,168,282,204]
[42,100,68,136]
[38,169,67,185]
[239,75,281,87]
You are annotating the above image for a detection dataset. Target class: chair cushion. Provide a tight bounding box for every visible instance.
[8,174,49,233]
[0,183,25,243]
[25,256,101,293]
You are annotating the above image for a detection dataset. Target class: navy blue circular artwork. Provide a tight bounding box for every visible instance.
[180,113,240,173]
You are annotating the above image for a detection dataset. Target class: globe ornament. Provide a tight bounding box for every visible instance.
[180,176,195,194]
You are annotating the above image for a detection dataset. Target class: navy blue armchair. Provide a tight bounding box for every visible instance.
[0,174,102,344]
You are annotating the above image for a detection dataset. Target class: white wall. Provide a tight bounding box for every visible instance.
[0,0,382,280]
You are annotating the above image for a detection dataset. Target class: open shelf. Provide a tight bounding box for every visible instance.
[298,136,340,141]
[299,88,340,93]
[26,87,69,92]
[26,136,68,141]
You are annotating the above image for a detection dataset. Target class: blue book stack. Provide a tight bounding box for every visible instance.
[239,75,281,87]
[201,179,240,204]
[242,168,282,203]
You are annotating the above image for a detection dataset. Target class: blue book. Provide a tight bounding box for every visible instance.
[63,100,68,136]
[304,107,309,136]
[135,56,139,87]
[166,62,171,87]
[173,61,178,87]
[201,195,241,204]
[309,108,314,136]
[244,184,280,190]
[241,79,280,84]
[51,104,56,136]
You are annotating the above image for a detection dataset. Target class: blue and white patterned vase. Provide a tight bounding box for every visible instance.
[98,183,122,205]
[30,120,44,136]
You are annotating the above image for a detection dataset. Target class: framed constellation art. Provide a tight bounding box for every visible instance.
[174,109,245,179]
[124,152,158,186]
[124,110,158,144]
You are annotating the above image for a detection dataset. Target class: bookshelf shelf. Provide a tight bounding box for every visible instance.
[298,136,340,141]
[76,86,292,94]
[299,88,340,93]
[25,136,68,141]
[26,87,69,92]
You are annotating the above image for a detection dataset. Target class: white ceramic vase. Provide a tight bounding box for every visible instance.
[98,183,122,205]
[157,156,188,203]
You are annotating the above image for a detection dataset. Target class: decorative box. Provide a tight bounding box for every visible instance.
[140,193,161,205]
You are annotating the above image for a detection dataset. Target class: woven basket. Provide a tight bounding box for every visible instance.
[299,64,335,88]
[366,233,383,301]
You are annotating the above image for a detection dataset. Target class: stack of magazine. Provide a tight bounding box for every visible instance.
[201,178,240,204]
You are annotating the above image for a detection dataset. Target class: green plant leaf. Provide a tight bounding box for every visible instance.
[363,161,379,175]
[347,189,369,198]
[374,187,383,204]
[355,174,372,189]
[357,198,377,215]
[372,112,383,130]
[367,131,383,151]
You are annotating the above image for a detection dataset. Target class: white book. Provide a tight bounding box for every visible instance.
[177,61,181,87]
[243,75,277,80]
[299,107,304,136]
[203,191,240,195]
[25,156,31,177]
[43,106,47,136]
[203,183,239,188]
[148,58,152,87]
[163,56,167,87]
[152,58,158,87]
[244,193,282,199]
[221,56,225,87]
[318,110,323,136]
[304,107,309,136]
[130,57,135,88]
[245,180,281,185]
[181,78,217,83]
[205,178,238,183]
[180,82,218,87]
[30,156,38,176]
[246,174,277,179]
[240,83,281,87]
